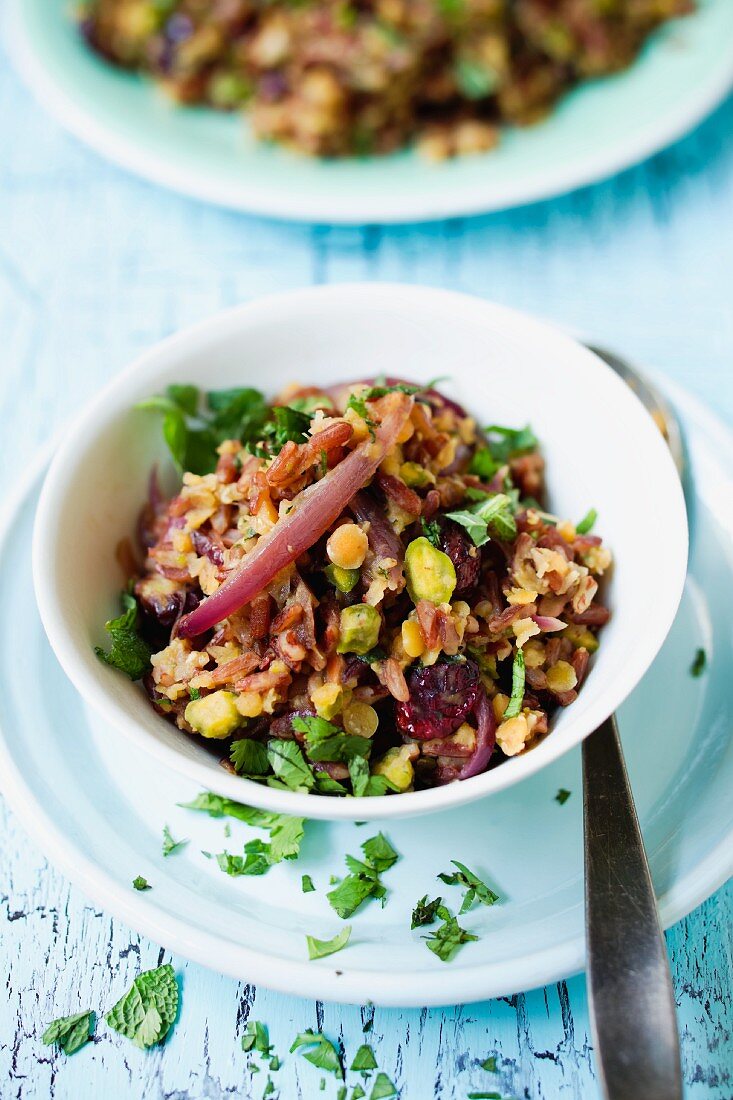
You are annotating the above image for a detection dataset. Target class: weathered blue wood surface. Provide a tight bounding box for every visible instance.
[0,27,731,1100]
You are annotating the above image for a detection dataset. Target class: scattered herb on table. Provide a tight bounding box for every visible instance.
[555,788,571,806]
[162,824,188,857]
[437,861,499,914]
[467,1093,502,1099]
[132,875,151,891]
[94,591,151,680]
[105,964,179,1048]
[690,648,707,677]
[350,1043,378,1073]
[369,1071,398,1098]
[306,925,353,960]
[290,1029,343,1078]
[42,1011,95,1055]
[479,1055,498,1072]
[423,904,479,962]
[411,895,443,928]
[242,1020,272,1056]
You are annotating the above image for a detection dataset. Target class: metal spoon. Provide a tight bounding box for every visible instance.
[581,343,683,1100]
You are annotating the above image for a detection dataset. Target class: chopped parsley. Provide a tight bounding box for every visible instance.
[327,834,399,919]
[105,964,179,1049]
[132,876,151,891]
[350,1044,378,1072]
[241,1020,272,1056]
[290,1030,343,1078]
[445,492,517,548]
[502,648,526,720]
[162,824,188,857]
[230,738,270,776]
[555,788,571,806]
[302,874,315,893]
[690,648,707,677]
[411,894,443,929]
[575,508,598,535]
[369,1071,398,1098]
[42,1011,94,1055]
[94,591,151,681]
[306,925,352,960]
[437,861,499,914]
[423,904,478,962]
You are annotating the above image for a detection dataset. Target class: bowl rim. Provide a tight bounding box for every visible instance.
[32,283,689,821]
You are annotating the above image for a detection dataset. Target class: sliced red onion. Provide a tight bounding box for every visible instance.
[457,687,496,780]
[532,615,567,632]
[177,393,414,637]
[349,490,404,590]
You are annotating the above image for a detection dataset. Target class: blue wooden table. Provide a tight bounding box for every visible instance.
[1,26,731,1099]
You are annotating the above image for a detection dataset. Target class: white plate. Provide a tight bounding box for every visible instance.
[6,0,733,223]
[1,374,731,1005]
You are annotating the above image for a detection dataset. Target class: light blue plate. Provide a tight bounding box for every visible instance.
[0,375,731,1006]
[6,0,733,223]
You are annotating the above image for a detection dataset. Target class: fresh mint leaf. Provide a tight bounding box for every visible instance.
[105,964,178,1048]
[437,861,499,914]
[94,592,151,681]
[690,648,707,677]
[42,1010,94,1055]
[411,895,443,929]
[290,1030,343,1078]
[575,507,597,535]
[230,738,270,776]
[350,1044,378,1072]
[423,904,478,962]
[302,874,315,893]
[443,509,491,547]
[162,824,188,857]
[446,492,516,548]
[369,1072,397,1098]
[503,648,525,720]
[306,925,352,960]
[267,740,315,791]
[555,788,571,806]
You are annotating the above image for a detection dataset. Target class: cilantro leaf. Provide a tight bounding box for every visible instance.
[166,383,199,416]
[555,788,571,805]
[241,1020,272,1055]
[690,648,707,677]
[290,1030,343,1078]
[162,824,188,857]
[42,1011,94,1055]
[132,876,151,891]
[306,925,352,960]
[467,1093,501,1099]
[327,874,381,920]
[502,648,525,720]
[105,964,179,1048]
[437,861,499,914]
[361,833,399,873]
[327,834,399,918]
[411,895,443,929]
[423,904,479,962]
[230,739,270,776]
[94,592,151,681]
[293,715,373,765]
[442,510,490,547]
[302,874,315,893]
[348,757,398,798]
[215,845,270,877]
[178,791,279,827]
[369,1072,398,1098]
[268,816,305,862]
[352,1087,366,1100]
[575,507,598,535]
[350,1044,378,1072]
[267,740,315,791]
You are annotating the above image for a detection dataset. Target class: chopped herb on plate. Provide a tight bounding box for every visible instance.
[368,1071,398,1098]
[306,925,352,960]
[350,1043,378,1072]
[411,895,443,929]
[438,861,499,913]
[302,874,315,894]
[327,834,399,919]
[132,875,151,891]
[241,1020,272,1056]
[690,648,707,677]
[162,824,188,857]
[555,788,571,805]
[423,904,479,962]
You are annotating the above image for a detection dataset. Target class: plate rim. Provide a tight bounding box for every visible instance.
[5,1,733,224]
[1,374,731,1006]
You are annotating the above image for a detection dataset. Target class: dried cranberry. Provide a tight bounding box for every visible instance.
[440,520,481,595]
[396,659,479,739]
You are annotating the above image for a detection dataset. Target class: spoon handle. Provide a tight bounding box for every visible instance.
[583,714,682,1100]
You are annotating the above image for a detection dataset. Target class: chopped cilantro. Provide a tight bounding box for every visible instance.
[132,876,151,891]
[214,816,305,877]
[105,964,179,1048]
[690,648,707,677]
[480,1055,498,1072]
[502,648,525,720]
[270,1055,281,1071]
[188,686,201,701]
[346,394,376,437]
[445,492,517,548]
[292,715,372,765]
[162,824,188,857]
[230,739,270,776]
[350,1044,378,1072]
[351,1087,366,1100]
[420,517,442,547]
[369,1072,398,1098]
[555,788,571,806]
[178,791,279,827]
[306,925,352,960]
[241,1020,272,1055]
[302,874,315,893]
[355,647,388,666]
[290,1030,343,1078]
[94,591,151,681]
[575,508,597,535]
[42,1011,94,1055]
[411,895,443,928]
[437,861,499,914]
[267,740,315,791]
[361,833,399,873]
[423,905,478,962]
[348,756,398,798]
[327,834,398,919]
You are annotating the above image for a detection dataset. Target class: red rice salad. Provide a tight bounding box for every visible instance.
[97,379,611,796]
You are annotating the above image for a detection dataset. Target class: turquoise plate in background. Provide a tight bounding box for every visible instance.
[6,0,733,223]
[0,375,730,1006]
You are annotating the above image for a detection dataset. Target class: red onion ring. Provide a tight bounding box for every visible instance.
[177,393,414,637]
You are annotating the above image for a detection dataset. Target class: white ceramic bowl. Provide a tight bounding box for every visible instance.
[33,285,688,820]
